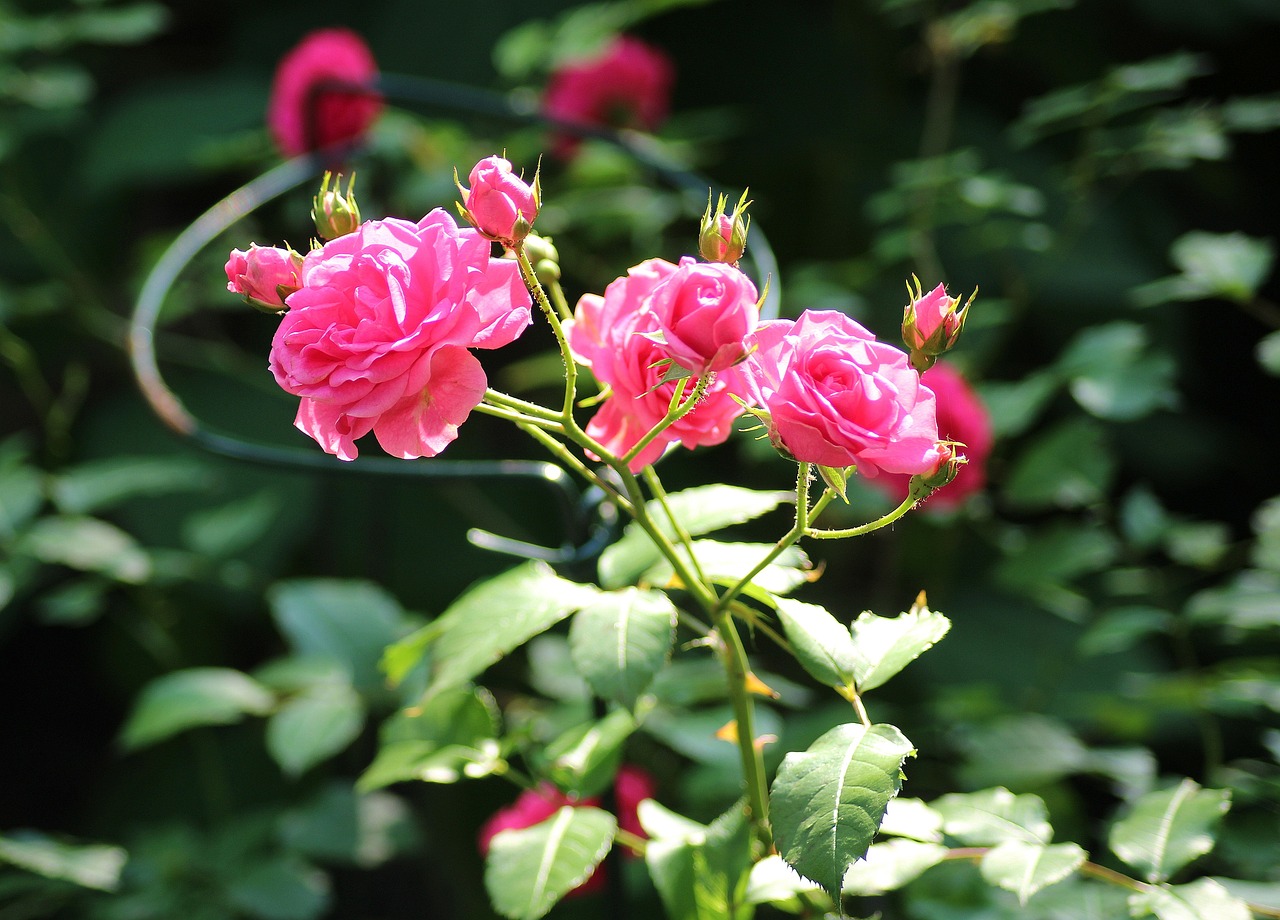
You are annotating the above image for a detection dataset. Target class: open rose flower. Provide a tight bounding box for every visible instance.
[643,257,759,376]
[542,36,674,159]
[267,208,532,460]
[267,28,383,157]
[225,244,303,311]
[457,155,539,247]
[567,258,751,470]
[867,361,994,508]
[478,766,656,897]
[744,310,942,476]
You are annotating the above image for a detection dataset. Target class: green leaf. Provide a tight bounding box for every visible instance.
[769,722,915,899]
[598,485,791,588]
[0,832,127,891]
[18,515,150,583]
[568,587,676,708]
[120,667,275,749]
[744,854,826,910]
[849,600,951,692]
[1187,570,1280,631]
[1257,330,1280,376]
[266,682,365,777]
[422,562,600,699]
[1058,322,1178,420]
[879,797,945,843]
[1109,778,1230,883]
[1129,877,1252,920]
[977,371,1060,439]
[49,455,210,514]
[357,740,504,790]
[979,840,1086,904]
[225,855,330,920]
[774,598,858,690]
[1004,418,1115,510]
[183,490,282,558]
[641,800,753,920]
[484,806,617,920]
[269,579,411,694]
[842,839,950,895]
[933,787,1053,845]
[0,454,45,539]
[540,709,635,798]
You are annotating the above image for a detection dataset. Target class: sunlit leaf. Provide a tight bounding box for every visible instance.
[774,598,857,690]
[568,587,676,708]
[1109,778,1230,883]
[484,806,616,920]
[0,832,126,891]
[933,787,1052,846]
[849,601,951,692]
[120,667,275,749]
[770,722,915,899]
[1129,877,1251,920]
[842,839,950,895]
[980,840,1086,904]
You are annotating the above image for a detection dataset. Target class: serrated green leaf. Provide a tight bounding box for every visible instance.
[770,722,915,899]
[266,682,364,777]
[0,832,127,891]
[484,806,617,920]
[1129,877,1252,920]
[774,598,858,690]
[842,839,950,895]
[120,667,275,749]
[568,588,676,708]
[642,800,753,920]
[744,854,826,909]
[933,787,1053,846]
[598,485,791,589]
[980,840,1086,904]
[423,563,600,699]
[850,602,951,692]
[1109,779,1230,883]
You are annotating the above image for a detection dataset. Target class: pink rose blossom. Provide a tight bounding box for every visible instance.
[459,156,539,246]
[643,257,759,375]
[477,766,656,897]
[867,362,994,509]
[744,310,942,476]
[225,244,303,309]
[268,208,532,460]
[542,36,674,158]
[267,28,383,157]
[567,258,751,471]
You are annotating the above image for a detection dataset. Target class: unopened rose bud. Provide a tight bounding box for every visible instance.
[456,155,540,247]
[312,171,361,241]
[225,244,304,312]
[521,233,561,283]
[699,189,750,264]
[902,276,975,372]
[911,441,967,497]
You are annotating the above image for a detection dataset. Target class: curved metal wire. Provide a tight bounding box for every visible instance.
[127,73,778,565]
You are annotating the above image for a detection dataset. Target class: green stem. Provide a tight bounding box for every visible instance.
[643,465,708,584]
[473,400,563,430]
[547,276,572,322]
[483,387,566,424]
[714,608,773,854]
[514,243,578,423]
[804,483,928,540]
[620,375,710,468]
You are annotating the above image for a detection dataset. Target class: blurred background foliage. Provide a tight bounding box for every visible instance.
[1,0,1278,917]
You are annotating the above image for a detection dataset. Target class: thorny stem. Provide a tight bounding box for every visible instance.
[514,243,580,426]
[804,482,930,539]
[644,464,708,585]
[716,462,813,614]
[621,374,711,468]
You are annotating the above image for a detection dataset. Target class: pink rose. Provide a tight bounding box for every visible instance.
[643,257,759,375]
[268,209,532,461]
[867,362,994,509]
[542,36,674,158]
[477,766,656,897]
[458,156,539,246]
[568,258,750,471]
[744,310,942,476]
[225,244,303,309]
[267,28,383,157]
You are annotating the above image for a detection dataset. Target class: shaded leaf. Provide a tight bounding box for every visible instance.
[120,667,275,749]
[19,515,150,583]
[770,722,915,899]
[0,832,126,891]
[642,800,754,920]
[266,682,365,777]
[1004,418,1115,510]
[225,855,330,920]
[540,708,635,798]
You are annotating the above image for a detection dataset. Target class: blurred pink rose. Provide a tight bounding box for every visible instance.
[268,209,532,460]
[458,156,539,246]
[477,766,656,897]
[543,36,674,158]
[567,258,750,470]
[644,257,759,375]
[267,28,383,157]
[868,361,994,509]
[744,310,942,476]
[225,244,303,310]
